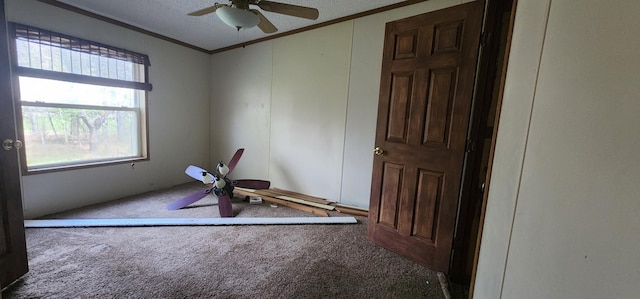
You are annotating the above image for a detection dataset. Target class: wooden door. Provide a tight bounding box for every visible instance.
[0,0,29,290]
[367,1,483,273]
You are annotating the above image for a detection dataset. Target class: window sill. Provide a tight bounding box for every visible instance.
[22,157,149,176]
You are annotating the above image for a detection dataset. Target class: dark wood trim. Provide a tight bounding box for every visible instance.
[450,0,517,285]
[0,0,29,287]
[468,0,518,297]
[37,0,435,54]
[450,0,504,283]
[36,0,210,54]
[209,0,430,54]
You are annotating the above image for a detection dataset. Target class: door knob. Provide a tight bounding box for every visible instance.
[3,139,23,151]
[373,146,384,156]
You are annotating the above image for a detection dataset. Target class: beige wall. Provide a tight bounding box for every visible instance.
[475,0,640,298]
[209,0,472,205]
[8,0,211,218]
[209,41,273,181]
[269,22,352,199]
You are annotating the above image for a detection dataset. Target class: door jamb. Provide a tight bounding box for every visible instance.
[467,0,518,297]
[449,0,516,283]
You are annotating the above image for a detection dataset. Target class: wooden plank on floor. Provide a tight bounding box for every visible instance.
[250,188,334,205]
[270,188,334,204]
[275,195,335,211]
[249,189,282,197]
[234,188,330,217]
[335,207,369,217]
[335,203,369,212]
[24,217,357,228]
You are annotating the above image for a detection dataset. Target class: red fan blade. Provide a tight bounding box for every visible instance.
[217,193,233,217]
[234,179,271,190]
[167,190,209,210]
[227,148,244,174]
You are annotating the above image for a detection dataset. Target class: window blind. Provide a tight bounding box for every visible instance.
[10,22,152,91]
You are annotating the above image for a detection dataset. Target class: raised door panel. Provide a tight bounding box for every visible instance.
[432,20,464,54]
[411,170,444,242]
[394,30,419,60]
[386,73,414,143]
[424,68,458,148]
[378,162,404,229]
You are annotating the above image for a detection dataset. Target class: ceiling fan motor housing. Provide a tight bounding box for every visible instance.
[217,6,260,29]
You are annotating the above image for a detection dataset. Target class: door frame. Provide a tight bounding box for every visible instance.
[466,0,518,297]
[449,0,516,283]
[0,0,29,290]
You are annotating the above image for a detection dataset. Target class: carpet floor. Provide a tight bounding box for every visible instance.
[3,182,450,298]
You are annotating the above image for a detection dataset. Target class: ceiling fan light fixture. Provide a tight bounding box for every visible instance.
[216,6,260,30]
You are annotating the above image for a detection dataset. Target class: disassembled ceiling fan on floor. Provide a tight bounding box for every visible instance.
[167,148,271,217]
[188,0,319,33]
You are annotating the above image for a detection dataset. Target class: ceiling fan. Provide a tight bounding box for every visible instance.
[166,148,270,217]
[188,0,319,33]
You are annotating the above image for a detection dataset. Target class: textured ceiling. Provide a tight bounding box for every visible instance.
[54,0,407,52]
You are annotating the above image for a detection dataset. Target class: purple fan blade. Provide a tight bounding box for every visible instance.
[167,190,208,210]
[234,179,271,190]
[227,148,245,174]
[217,193,233,217]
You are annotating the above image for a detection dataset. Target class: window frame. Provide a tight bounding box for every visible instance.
[8,23,152,175]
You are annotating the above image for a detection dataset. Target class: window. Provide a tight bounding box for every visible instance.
[9,23,152,173]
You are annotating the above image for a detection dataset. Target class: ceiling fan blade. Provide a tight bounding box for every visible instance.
[167,190,209,210]
[234,179,271,189]
[257,1,319,20]
[217,193,234,217]
[227,148,245,174]
[251,9,277,33]
[188,4,221,16]
[185,165,210,183]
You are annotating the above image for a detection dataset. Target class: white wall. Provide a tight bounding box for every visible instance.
[475,0,640,298]
[8,0,211,218]
[209,0,472,206]
[269,22,352,200]
[209,41,273,180]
